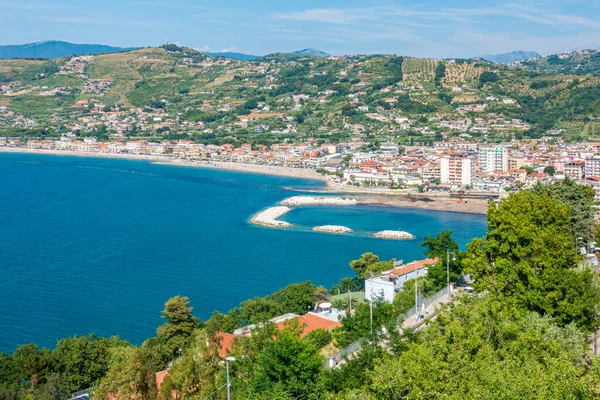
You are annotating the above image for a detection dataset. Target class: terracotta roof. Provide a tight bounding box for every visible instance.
[155,370,169,389]
[391,257,439,277]
[276,313,342,336]
[215,332,236,358]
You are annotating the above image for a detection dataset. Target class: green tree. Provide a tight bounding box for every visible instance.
[464,190,599,331]
[271,281,316,315]
[532,178,596,243]
[543,165,556,176]
[95,348,157,400]
[253,331,323,399]
[52,334,130,393]
[156,296,200,354]
[369,296,591,399]
[158,331,219,400]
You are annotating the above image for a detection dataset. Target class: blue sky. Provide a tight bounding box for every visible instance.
[1,0,599,57]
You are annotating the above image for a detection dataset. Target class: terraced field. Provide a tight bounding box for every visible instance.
[443,63,483,84]
[402,58,438,82]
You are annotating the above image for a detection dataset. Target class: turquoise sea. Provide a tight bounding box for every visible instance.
[0,153,486,352]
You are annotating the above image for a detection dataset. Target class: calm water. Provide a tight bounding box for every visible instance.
[0,153,486,352]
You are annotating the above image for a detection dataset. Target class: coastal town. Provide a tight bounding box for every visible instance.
[5,134,600,204]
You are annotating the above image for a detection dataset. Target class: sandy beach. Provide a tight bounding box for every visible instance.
[0,147,328,182]
[358,195,488,214]
[0,147,489,214]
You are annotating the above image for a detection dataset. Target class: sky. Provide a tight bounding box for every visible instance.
[1,0,599,58]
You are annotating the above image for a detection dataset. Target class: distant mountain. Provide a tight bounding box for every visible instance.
[292,48,330,57]
[480,51,541,64]
[205,52,260,61]
[0,41,133,60]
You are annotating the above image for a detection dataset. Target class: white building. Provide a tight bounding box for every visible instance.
[585,156,600,178]
[478,146,508,172]
[364,258,438,303]
[440,153,476,186]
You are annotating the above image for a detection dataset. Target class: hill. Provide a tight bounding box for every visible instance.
[293,48,330,57]
[480,51,541,64]
[521,49,600,75]
[0,41,133,60]
[0,45,599,143]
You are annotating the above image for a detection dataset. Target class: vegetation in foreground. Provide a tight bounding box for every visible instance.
[1,180,600,399]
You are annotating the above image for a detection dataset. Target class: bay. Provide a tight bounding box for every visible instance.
[0,153,486,352]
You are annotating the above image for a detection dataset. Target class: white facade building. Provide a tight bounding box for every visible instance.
[478,146,508,172]
[440,154,476,186]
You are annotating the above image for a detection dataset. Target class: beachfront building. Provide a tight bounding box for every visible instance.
[478,145,508,172]
[364,258,439,303]
[585,156,600,178]
[440,153,476,186]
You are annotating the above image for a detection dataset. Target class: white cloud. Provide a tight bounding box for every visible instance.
[195,45,210,52]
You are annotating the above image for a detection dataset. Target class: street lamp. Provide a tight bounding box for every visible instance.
[225,356,235,400]
[447,249,457,299]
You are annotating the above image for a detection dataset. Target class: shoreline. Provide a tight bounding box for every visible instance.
[0,147,488,215]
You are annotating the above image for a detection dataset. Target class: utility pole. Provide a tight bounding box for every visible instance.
[415,269,419,321]
[369,273,374,334]
[348,289,352,314]
[225,357,235,400]
[447,249,456,299]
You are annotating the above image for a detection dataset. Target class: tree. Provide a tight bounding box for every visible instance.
[349,253,383,279]
[95,348,157,400]
[393,277,437,314]
[334,299,396,348]
[156,296,200,355]
[543,165,556,176]
[532,178,596,243]
[369,296,591,399]
[52,334,130,393]
[271,281,316,315]
[253,331,323,398]
[464,190,599,331]
[158,331,220,400]
[420,231,463,289]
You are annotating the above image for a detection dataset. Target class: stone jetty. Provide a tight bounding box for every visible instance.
[250,206,292,228]
[373,230,415,240]
[312,225,353,234]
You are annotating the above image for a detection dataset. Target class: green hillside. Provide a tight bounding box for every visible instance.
[1,45,599,143]
[522,49,600,75]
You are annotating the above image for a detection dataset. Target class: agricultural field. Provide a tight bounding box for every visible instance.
[443,62,483,85]
[402,58,438,82]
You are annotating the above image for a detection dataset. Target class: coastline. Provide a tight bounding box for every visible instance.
[0,147,488,215]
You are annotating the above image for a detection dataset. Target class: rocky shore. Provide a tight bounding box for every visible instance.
[250,206,292,228]
[312,225,353,234]
[280,196,358,206]
[373,230,415,240]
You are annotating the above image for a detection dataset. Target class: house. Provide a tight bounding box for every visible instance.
[364,258,439,303]
[215,312,343,357]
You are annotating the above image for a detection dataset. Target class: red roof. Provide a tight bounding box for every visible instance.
[391,257,439,277]
[275,313,342,337]
[215,332,236,358]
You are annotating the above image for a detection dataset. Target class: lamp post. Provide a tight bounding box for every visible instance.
[447,249,457,299]
[225,356,235,400]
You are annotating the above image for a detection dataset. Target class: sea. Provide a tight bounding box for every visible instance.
[0,153,486,352]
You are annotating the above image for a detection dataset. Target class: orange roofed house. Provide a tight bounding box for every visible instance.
[215,311,343,358]
[364,257,440,303]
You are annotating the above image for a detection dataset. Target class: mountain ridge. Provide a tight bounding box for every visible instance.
[0,40,133,59]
